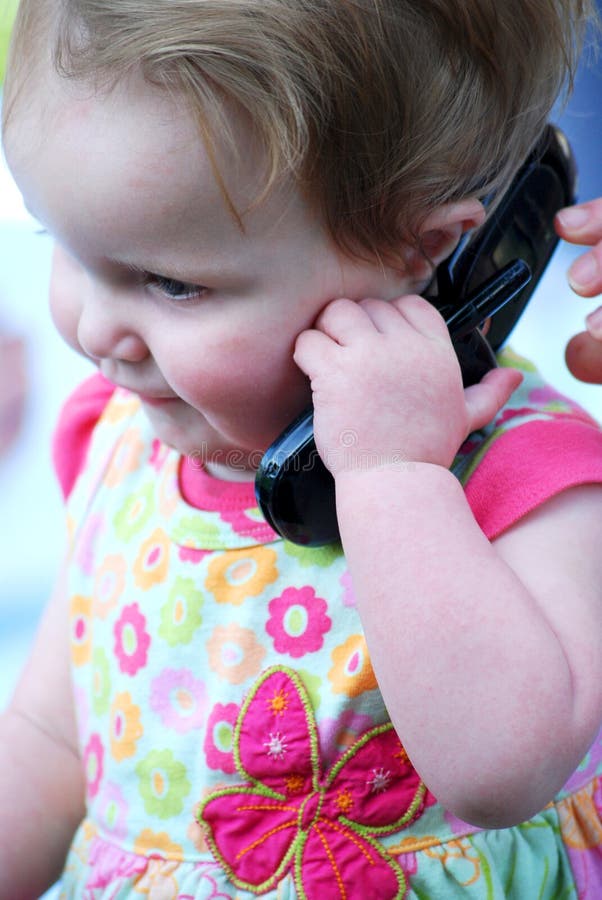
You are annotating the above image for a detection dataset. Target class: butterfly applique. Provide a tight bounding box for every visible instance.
[198,666,433,899]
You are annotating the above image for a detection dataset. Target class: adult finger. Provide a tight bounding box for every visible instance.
[565,331,602,385]
[566,246,602,298]
[555,199,602,245]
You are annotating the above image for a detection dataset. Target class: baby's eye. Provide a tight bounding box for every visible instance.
[146,273,207,302]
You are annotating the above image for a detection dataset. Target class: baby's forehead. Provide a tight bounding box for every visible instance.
[4,63,317,262]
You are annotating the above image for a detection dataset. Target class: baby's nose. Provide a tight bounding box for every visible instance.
[77,296,148,364]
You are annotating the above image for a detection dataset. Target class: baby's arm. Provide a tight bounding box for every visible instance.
[0,565,85,896]
[295,296,602,829]
[555,199,602,383]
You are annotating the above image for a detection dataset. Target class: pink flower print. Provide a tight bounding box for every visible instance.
[85,838,147,891]
[178,546,211,564]
[97,781,129,841]
[150,668,208,733]
[494,406,534,427]
[199,667,433,899]
[266,586,332,658]
[339,570,356,608]
[74,512,104,575]
[84,733,104,799]
[150,438,170,471]
[204,703,240,774]
[113,602,151,676]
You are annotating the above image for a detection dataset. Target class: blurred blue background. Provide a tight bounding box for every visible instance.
[0,15,600,899]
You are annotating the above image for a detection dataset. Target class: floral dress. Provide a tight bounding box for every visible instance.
[56,351,602,899]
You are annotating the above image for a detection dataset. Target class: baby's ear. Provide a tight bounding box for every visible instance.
[417,199,486,267]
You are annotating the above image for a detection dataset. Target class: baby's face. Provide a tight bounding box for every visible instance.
[4,62,418,469]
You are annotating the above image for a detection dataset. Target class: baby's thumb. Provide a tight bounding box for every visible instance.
[463,367,523,434]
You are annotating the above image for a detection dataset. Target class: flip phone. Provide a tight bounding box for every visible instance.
[255,125,577,546]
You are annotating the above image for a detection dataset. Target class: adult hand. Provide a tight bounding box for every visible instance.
[555,200,602,384]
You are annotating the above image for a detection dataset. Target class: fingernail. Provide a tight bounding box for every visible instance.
[569,252,599,289]
[557,206,590,230]
[586,306,602,340]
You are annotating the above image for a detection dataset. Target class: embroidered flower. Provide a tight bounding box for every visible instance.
[113,484,155,542]
[150,667,207,733]
[205,546,278,606]
[93,553,127,618]
[110,691,144,761]
[328,634,378,697]
[91,647,112,716]
[266,586,332,658]
[84,733,104,799]
[104,426,145,488]
[133,527,170,590]
[158,576,204,646]
[320,709,375,761]
[96,781,129,841]
[199,667,431,900]
[70,594,93,667]
[204,703,240,774]
[136,749,191,820]
[206,623,266,685]
[113,603,151,675]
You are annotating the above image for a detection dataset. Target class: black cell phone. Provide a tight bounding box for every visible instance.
[255,125,577,547]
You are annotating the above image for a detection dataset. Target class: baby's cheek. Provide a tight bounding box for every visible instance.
[49,250,87,356]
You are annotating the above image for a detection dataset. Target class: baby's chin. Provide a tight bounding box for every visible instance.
[140,398,262,472]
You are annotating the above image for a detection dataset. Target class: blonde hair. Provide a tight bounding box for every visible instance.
[5,0,596,263]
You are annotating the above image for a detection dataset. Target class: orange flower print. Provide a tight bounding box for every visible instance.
[110,691,144,761]
[70,594,93,667]
[133,828,184,860]
[104,426,145,488]
[206,623,266,684]
[93,554,127,619]
[157,457,180,517]
[205,546,278,606]
[133,859,180,899]
[133,528,170,590]
[328,634,377,697]
[103,391,140,424]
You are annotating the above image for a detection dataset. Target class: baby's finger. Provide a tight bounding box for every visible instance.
[293,327,337,377]
[555,199,602,245]
[565,330,602,385]
[388,294,448,339]
[313,297,375,345]
[356,297,408,333]
[567,246,602,297]
[463,367,523,434]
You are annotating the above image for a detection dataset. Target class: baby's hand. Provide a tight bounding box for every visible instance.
[294,296,521,476]
[555,200,602,384]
